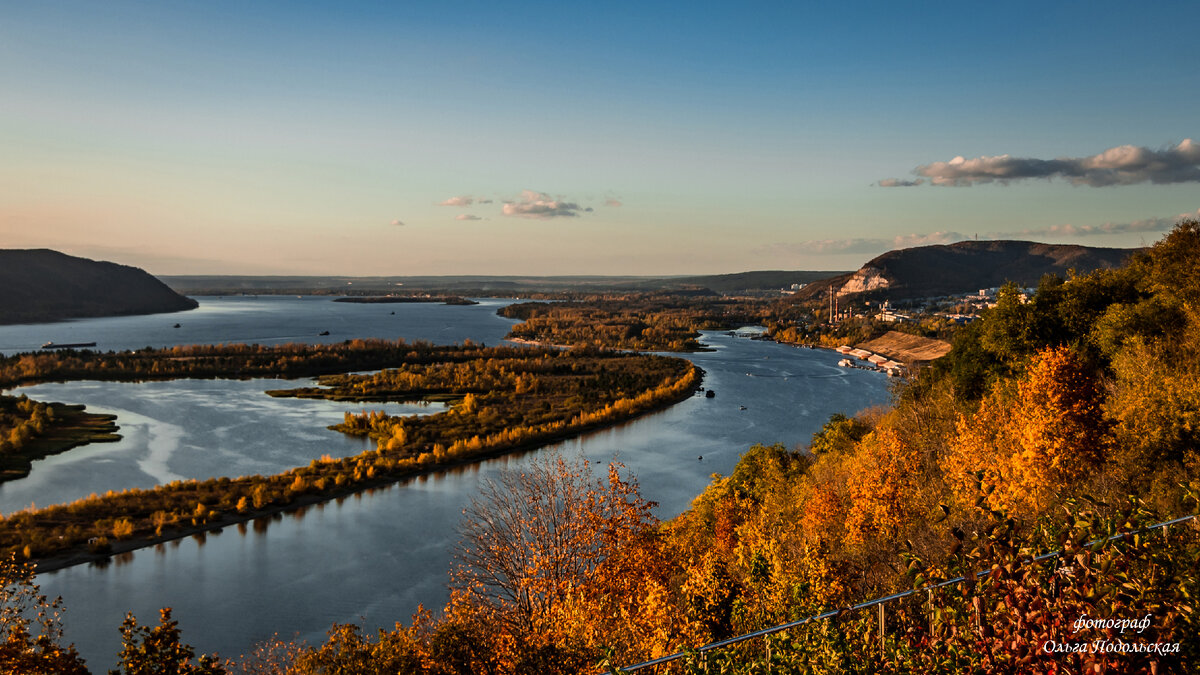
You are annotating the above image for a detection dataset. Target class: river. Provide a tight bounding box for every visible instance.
[0,297,892,670]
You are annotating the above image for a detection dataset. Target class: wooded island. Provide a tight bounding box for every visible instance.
[0,342,700,569]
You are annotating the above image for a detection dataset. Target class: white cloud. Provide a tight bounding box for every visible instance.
[390,219,406,227]
[439,195,474,206]
[876,178,924,187]
[501,190,586,219]
[455,214,482,221]
[759,209,1198,258]
[762,231,968,256]
[1010,208,1200,237]
[910,139,1200,187]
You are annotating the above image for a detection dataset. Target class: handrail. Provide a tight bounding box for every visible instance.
[616,512,1197,672]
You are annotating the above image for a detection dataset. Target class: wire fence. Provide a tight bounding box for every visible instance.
[616,511,1198,672]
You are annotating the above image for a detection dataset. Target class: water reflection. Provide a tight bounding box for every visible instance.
[0,379,447,514]
[38,331,893,670]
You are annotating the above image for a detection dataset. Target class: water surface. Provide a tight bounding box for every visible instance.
[36,331,892,669]
[5,300,893,668]
[0,296,519,355]
[1,378,443,514]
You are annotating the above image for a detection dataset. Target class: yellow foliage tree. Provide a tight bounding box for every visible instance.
[944,346,1110,515]
[844,425,923,547]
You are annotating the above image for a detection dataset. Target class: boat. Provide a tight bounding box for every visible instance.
[318,331,330,336]
[173,323,181,328]
[705,390,716,398]
[838,358,853,367]
[42,342,97,349]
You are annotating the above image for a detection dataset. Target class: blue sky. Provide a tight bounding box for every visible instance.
[2,1,1197,275]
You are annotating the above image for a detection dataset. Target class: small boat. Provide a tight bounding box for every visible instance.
[739,405,747,410]
[318,330,330,336]
[838,358,853,367]
[173,323,181,328]
[705,390,716,399]
[41,341,97,350]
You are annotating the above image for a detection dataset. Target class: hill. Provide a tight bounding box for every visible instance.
[795,240,1138,301]
[0,249,198,325]
[654,270,846,293]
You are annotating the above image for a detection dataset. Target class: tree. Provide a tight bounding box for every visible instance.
[450,453,662,669]
[110,607,226,675]
[1146,218,1200,308]
[809,413,870,456]
[943,346,1110,515]
[290,622,425,675]
[452,454,656,628]
[979,282,1035,363]
[1008,345,1109,498]
[0,553,89,675]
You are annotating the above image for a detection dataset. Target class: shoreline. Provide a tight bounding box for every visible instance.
[0,403,121,483]
[505,336,715,354]
[31,365,704,574]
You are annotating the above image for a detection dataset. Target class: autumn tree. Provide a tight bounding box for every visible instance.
[1009,346,1109,492]
[110,608,226,675]
[0,553,89,675]
[289,622,426,675]
[844,425,926,547]
[450,453,660,668]
[944,346,1110,515]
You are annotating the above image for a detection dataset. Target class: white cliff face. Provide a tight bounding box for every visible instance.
[839,266,890,295]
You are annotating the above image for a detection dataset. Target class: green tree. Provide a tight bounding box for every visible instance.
[809,413,870,456]
[1146,218,1200,307]
[979,282,1035,363]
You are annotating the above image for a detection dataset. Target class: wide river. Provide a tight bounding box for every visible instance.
[0,297,892,669]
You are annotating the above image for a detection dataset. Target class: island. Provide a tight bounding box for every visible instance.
[0,396,120,482]
[0,341,701,568]
[333,295,478,305]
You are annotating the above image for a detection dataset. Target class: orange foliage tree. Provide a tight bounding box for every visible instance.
[944,346,1110,515]
[449,453,669,670]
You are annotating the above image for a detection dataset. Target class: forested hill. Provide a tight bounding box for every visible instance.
[0,249,198,324]
[795,240,1138,301]
[659,270,846,293]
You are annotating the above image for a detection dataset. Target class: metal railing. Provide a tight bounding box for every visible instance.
[617,512,1198,672]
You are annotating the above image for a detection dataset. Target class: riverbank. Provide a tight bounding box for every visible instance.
[0,403,120,482]
[30,363,703,573]
[1,346,702,567]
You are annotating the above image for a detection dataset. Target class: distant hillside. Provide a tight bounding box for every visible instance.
[795,240,1138,301]
[162,271,849,296]
[653,270,847,293]
[0,249,198,324]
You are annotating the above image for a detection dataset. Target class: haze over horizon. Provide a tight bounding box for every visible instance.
[3,2,1198,277]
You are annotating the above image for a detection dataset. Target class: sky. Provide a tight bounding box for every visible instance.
[2,1,1198,276]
